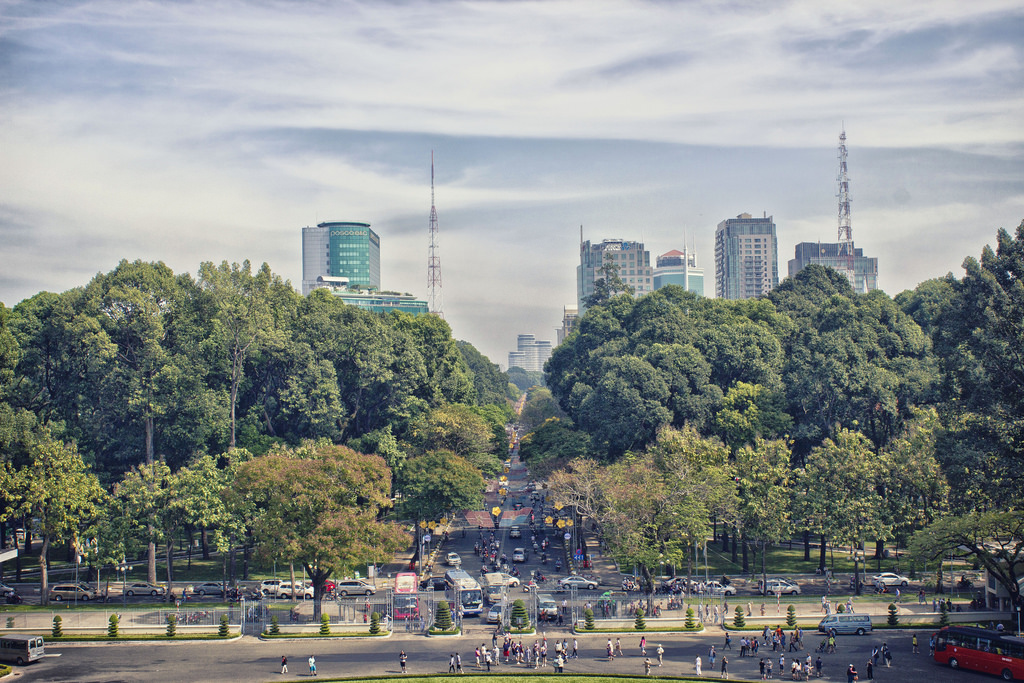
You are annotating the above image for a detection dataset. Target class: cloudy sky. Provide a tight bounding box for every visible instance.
[2,0,1022,365]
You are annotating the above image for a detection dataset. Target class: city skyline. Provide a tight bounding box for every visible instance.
[2,1,1022,365]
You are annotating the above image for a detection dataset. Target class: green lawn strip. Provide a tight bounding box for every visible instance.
[43,633,235,641]
[575,626,704,634]
[0,664,11,678]
[262,632,387,639]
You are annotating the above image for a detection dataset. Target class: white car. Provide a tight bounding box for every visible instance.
[512,548,527,563]
[705,580,737,596]
[872,572,910,587]
[277,581,314,599]
[494,573,520,587]
[763,579,801,595]
[557,575,598,591]
[446,552,462,567]
[334,579,376,596]
[509,526,522,538]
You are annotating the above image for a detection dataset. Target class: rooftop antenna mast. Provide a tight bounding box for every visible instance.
[837,126,855,285]
[427,151,443,317]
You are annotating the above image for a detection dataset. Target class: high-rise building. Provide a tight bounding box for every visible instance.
[653,249,705,296]
[301,221,380,296]
[556,305,578,345]
[577,238,652,313]
[714,213,779,300]
[508,334,553,373]
[788,242,878,293]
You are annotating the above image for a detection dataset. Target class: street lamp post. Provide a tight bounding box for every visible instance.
[118,560,132,607]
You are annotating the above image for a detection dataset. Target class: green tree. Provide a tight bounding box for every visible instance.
[456,340,510,406]
[218,613,230,637]
[908,511,1024,608]
[583,252,634,309]
[319,613,331,635]
[585,608,595,630]
[887,603,899,626]
[369,611,381,634]
[1,433,106,604]
[634,607,646,630]
[685,607,695,629]
[107,613,119,638]
[786,604,797,628]
[232,442,409,618]
[511,599,530,630]
[166,613,177,637]
[519,418,592,478]
[52,616,62,638]
[795,429,891,585]
[434,600,453,630]
[735,439,792,582]
[733,605,746,628]
[198,260,277,449]
[716,382,791,451]
[399,450,485,522]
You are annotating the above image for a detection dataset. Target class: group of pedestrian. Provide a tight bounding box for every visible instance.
[279,655,317,676]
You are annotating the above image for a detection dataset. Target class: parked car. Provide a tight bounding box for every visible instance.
[125,582,166,597]
[49,583,103,602]
[334,579,375,596]
[762,578,801,595]
[0,581,15,598]
[871,572,910,587]
[445,552,462,567]
[260,579,283,596]
[277,581,314,599]
[705,580,736,596]
[192,581,226,597]
[557,575,598,591]
[509,526,522,538]
[512,548,527,563]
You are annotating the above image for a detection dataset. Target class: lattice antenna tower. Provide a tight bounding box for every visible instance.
[427,151,443,317]
[837,127,853,262]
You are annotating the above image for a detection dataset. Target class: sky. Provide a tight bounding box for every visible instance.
[2,0,1022,367]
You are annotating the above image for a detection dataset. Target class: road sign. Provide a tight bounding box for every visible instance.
[492,506,502,516]
[564,532,571,541]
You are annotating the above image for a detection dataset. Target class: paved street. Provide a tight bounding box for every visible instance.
[17,628,1002,682]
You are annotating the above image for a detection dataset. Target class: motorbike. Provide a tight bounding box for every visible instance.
[3,592,23,604]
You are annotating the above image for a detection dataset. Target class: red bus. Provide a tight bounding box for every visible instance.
[933,625,1024,681]
[394,572,420,621]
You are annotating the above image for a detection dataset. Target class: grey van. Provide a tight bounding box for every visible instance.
[817,613,873,635]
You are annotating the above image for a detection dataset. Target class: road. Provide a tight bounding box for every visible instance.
[18,628,1004,682]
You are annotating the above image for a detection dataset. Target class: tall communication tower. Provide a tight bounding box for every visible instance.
[836,127,855,279]
[427,151,443,317]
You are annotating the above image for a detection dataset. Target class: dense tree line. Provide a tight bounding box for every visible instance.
[0,259,512,604]
[541,222,1024,605]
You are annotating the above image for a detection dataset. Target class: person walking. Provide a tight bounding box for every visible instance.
[912,633,919,654]
[474,646,481,668]
[721,656,729,679]
[883,643,893,667]
[695,655,703,676]
[280,655,288,675]
[607,638,615,659]
[644,657,653,676]
[866,658,874,680]
[484,649,492,672]
[640,635,647,656]
[710,644,717,668]
[725,632,732,649]
[846,664,858,683]
[399,650,408,674]
[657,643,664,666]
[448,653,456,673]
[573,638,579,659]
[815,655,823,677]
[616,637,623,657]
[456,652,463,673]
[308,655,317,677]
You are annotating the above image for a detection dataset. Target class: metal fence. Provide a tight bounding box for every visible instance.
[565,590,725,627]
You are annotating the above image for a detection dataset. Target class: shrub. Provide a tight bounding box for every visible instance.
[166,613,177,637]
[733,605,746,628]
[837,603,846,613]
[939,601,950,627]
[5,617,14,629]
[219,613,230,637]
[511,599,530,630]
[51,616,63,638]
[887,603,899,626]
[584,608,595,630]
[107,613,119,638]
[267,614,280,635]
[369,611,381,635]
[434,600,453,630]
[634,607,646,631]
[685,608,696,629]
[786,605,797,628]
[319,613,331,636]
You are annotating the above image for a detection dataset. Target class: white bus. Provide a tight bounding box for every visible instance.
[0,634,44,665]
[444,569,483,616]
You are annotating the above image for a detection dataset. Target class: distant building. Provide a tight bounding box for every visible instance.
[653,249,704,296]
[508,334,553,372]
[556,305,578,345]
[788,242,879,293]
[714,213,779,300]
[577,238,652,313]
[311,276,428,315]
[301,221,381,295]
